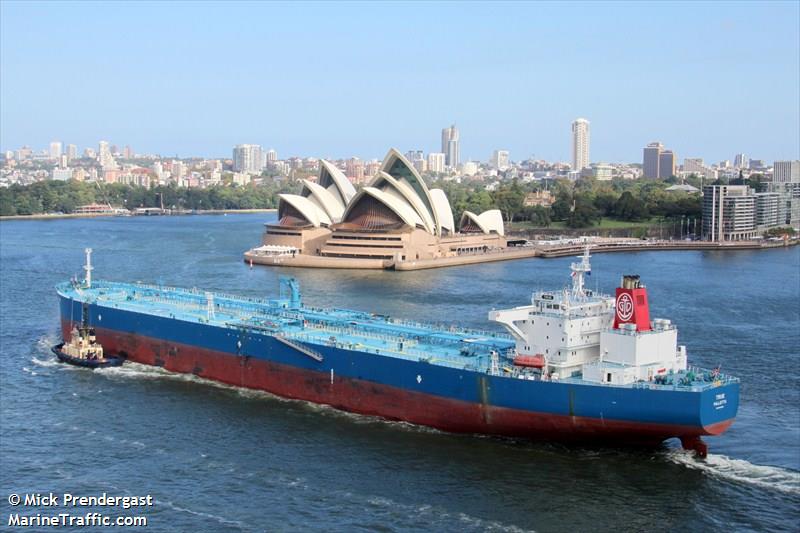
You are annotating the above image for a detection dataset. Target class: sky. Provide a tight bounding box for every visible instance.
[1,1,799,164]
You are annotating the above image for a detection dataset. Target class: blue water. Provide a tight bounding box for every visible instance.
[1,214,798,532]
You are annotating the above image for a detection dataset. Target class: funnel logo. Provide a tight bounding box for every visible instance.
[616,292,634,322]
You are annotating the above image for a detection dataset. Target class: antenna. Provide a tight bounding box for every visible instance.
[84,248,93,288]
[570,245,592,298]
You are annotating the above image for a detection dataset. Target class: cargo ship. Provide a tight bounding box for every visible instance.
[57,248,739,456]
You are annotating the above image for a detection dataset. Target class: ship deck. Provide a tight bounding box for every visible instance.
[57,280,515,373]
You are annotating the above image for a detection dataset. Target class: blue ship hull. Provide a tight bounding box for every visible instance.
[57,292,739,450]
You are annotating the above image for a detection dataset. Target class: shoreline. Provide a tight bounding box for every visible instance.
[0,208,277,221]
[245,238,799,271]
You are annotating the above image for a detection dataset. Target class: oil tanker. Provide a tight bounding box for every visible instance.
[57,248,738,456]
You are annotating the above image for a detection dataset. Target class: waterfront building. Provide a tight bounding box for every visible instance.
[492,150,510,171]
[427,152,445,173]
[643,142,663,179]
[49,141,62,160]
[755,192,785,229]
[659,150,676,179]
[253,149,506,267]
[571,118,590,171]
[768,161,800,228]
[442,125,460,168]
[233,144,263,174]
[702,185,757,241]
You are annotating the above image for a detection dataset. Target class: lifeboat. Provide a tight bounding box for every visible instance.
[513,354,545,368]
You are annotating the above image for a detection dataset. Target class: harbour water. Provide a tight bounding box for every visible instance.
[1,213,798,532]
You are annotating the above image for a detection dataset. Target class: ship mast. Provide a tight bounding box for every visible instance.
[570,246,592,298]
[84,248,93,288]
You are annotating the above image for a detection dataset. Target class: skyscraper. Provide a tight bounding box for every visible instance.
[232,144,263,174]
[643,142,664,179]
[427,153,445,173]
[492,150,510,170]
[441,124,460,168]
[66,144,77,162]
[49,141,62,160]
[734,153,748,169]
[98,140,115,169]
[773,160,799,183]
[571,118,590,171]
[659,150,676,178]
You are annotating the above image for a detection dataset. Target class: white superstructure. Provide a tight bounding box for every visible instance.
[489,247,688,385]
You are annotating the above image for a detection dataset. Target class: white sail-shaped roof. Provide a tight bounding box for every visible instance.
[459,209,505,236]
[319,160,356,206]
[342,187,424,229]
[278,194,332,228]
[302,179,345,222]
[429,188,455,234]
[379,149,442,236]
[370,171,435,234]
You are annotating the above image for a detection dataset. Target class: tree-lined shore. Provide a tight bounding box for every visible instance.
[1,176,704,232]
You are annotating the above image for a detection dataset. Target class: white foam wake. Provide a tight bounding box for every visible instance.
[667,450,800,495]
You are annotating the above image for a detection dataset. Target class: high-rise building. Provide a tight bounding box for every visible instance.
[172,161,186,182]
[427,153,445,173]
[266,149,278,163]
[49,141,62,160]
[492,150,510,170]
[66,144,77,162]
[659,150,676,179]
[571,118,590,171]
[643,142,663,179]
[345,157,364,183]
[683,158,717,180]
[405,150,424,163]
[123,145,133,159]
[773,160,800,183]
[441,125,460,168]
[702,185,757,241]
[232,144,263,174]
[734,153,748,169]
[98,141,116,169]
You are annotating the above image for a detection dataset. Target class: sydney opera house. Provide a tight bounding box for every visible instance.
[244,149,531,270]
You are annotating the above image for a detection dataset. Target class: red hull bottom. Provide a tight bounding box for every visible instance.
[63,322,731,449]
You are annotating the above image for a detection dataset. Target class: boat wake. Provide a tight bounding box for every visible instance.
[666,450,800,495]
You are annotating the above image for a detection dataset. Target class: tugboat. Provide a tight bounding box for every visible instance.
[52,325,123,369]
[52,248,123,369]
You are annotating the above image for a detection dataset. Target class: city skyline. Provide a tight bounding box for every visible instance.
[1,2,799,162]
